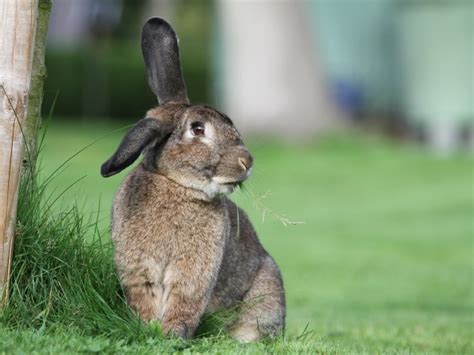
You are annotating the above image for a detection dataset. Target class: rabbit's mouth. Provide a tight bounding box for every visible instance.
[221,181,242,190]
[203,177,244,197]
[195,168,251,198]
[212,174,249,187]
[217,181,239,192]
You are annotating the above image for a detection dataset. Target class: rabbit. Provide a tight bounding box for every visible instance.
[100,17,285,342]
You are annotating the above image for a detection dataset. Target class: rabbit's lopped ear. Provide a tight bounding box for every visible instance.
[141,17,190,105]
[101,118,170,177]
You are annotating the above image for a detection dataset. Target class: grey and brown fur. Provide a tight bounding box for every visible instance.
[101,18,285,342]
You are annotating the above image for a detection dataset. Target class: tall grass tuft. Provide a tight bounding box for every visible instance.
[0,150,161,342]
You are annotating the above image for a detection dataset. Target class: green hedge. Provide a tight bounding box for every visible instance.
[43,40,210,119]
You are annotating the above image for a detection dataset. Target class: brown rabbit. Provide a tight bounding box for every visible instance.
[101,17,285,342]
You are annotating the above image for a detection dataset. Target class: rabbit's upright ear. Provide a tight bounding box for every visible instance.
[141,17,190,105]
[101,118,170,177]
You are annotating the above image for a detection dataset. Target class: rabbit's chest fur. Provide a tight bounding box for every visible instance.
[111,167,230,316]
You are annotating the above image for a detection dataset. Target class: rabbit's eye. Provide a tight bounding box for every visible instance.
[191,122,205,136]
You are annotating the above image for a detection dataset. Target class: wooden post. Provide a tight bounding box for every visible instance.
[0,0,50,305]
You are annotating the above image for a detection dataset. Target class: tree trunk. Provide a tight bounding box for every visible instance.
[217,0,346,138]
[0,0,51,306]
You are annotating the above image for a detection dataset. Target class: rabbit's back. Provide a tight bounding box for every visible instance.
[207,199,264,309]
[208,199,284,313]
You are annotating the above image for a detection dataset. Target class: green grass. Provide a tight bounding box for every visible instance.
[1,119,473,354]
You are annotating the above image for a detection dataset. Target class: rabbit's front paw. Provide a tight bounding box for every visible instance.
[162,320,193,339]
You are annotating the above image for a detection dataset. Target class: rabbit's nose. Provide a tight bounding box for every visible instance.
[238,152,253,171]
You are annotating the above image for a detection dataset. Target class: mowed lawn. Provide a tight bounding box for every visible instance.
[1,119,472,353]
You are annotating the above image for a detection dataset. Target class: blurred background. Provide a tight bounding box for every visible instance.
[38,0,472,350]
[44,0,473,151]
